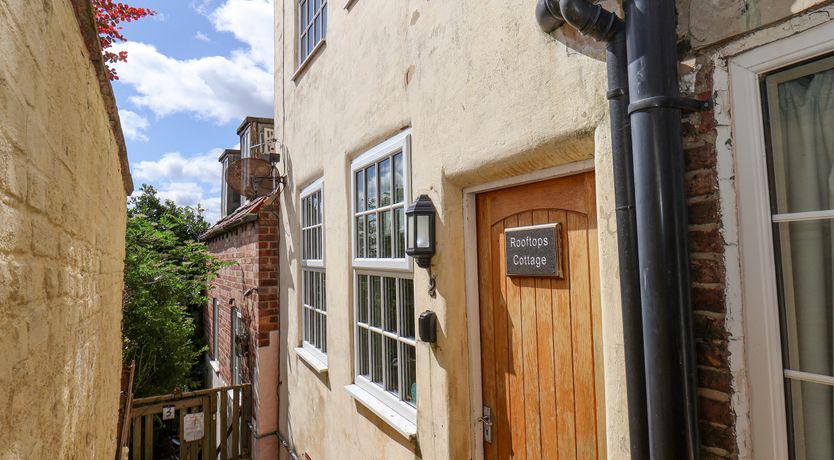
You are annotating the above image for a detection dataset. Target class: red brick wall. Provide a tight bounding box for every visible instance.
[204,201,280,386]
[682,60,737,459]
[255,209,280,348]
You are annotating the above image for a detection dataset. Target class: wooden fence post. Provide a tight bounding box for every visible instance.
[242,384,252,457]
[232,387,240,459]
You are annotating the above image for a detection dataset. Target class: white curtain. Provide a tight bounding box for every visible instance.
[778,67,834,459]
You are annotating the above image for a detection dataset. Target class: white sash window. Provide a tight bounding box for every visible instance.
[301,178,327,364]
[349,131,417,427]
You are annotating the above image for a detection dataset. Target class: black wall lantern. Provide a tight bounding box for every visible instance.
[405,194,436,269]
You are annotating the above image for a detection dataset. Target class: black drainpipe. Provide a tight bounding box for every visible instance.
[536,0,705,458]
[603,23,650,460]
[624,0,701,457]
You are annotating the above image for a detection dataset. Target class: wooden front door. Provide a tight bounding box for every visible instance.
[477,172,605,459]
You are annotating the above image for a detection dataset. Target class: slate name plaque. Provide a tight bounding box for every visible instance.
[505,223,563,278]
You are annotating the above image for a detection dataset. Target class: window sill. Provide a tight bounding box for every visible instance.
[345,384,417,441]
[295,347,328,374]
[291,39,327,82]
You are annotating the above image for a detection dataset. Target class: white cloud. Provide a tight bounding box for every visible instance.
[201,197,222,224]
[131,150,227,223]
[194,31,211,42]
[114,42,273,124]
[155,182,222,224]
[113,0,274,124]
[191,0,217,15]
[118,109,150,142]
[132,150,223,185]
[156,181,206,205]
[211,0,274,70]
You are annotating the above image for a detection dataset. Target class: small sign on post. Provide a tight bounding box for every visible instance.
[504,223,563,278]
[183,412,205,442]
[162,406,175,421]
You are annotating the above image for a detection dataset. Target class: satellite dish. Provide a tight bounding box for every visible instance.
[226,158,275,199]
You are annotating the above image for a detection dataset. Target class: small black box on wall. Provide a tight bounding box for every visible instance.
[419,310,437,344]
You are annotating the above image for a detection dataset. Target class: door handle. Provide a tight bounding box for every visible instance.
[480,406,493,443]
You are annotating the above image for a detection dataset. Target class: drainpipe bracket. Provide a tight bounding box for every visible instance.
[628,96,712,115]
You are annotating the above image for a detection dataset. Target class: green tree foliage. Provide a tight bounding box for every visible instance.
[123,185,223,397]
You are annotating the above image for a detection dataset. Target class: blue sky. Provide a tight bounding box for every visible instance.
[112,0,274,223]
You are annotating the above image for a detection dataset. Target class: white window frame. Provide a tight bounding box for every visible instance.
[231,307,242,386]
[221,161,230,216]
[351,272,417,419]
[240,126,251,159]
[730,20,834,460]
[212,298,219,361]
[299,177,328,367]
[350,130,413,272]
[297,0,327,66]
[348,130,417,427]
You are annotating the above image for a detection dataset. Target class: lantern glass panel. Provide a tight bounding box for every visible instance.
[407,213,416,251]
[416,215,430,248]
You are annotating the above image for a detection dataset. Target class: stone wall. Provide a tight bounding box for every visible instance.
[0,0,131,458]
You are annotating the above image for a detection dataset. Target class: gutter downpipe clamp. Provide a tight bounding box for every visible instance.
[628,95,713,115]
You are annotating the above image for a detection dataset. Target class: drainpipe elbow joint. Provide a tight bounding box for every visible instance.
[558,0,621,42]
[535,0,566,33]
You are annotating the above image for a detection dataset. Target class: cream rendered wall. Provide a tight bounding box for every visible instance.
[0,1,129,458]
[275,1,627,459]
[678,0,833,49]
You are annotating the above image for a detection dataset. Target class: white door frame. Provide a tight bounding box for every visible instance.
[730,19,834,460]
[462,158,595,458]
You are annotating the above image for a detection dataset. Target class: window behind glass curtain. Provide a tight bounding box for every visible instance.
[298,0,327,64]
[763,53,834,460]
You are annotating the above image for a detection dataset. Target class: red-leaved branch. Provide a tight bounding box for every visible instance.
[92,0,155,80]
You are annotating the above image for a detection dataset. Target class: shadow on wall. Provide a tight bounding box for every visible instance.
[278,144,297,456]
[353,401,421,455]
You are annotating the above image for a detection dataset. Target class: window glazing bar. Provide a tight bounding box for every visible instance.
[784,369,834,387]
[772,209,834,223]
